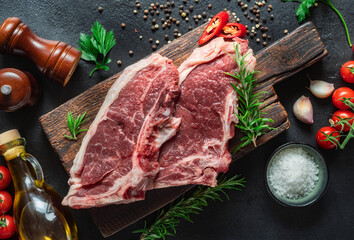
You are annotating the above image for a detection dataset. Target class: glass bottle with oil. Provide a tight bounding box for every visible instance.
[0,129,78,240]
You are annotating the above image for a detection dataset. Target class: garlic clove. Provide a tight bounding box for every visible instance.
[293,96,313,124]
[309,80,334,98]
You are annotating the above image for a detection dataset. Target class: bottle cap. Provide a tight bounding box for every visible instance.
[0,129,21,146]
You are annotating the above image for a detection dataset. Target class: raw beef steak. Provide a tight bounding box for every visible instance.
[63,54,181,208]
[154,37,256,188]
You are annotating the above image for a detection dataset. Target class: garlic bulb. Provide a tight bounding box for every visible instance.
[309,80,334,98]
[293,96,313,124]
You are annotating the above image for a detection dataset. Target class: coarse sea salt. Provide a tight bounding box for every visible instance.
[268,147,319,199]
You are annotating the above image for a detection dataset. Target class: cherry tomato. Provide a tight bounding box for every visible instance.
[0,215,15,239]
[0,192,12,214]
[340,61,354,83]
[331,110,354,132]
[198,11,229,45]
[316,126,340,150]
[216,23,247,38]
[332,87,354,109]
[0,167,11,190]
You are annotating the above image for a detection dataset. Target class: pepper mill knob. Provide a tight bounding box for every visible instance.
[0,17,81,86]
[0,68,40,112]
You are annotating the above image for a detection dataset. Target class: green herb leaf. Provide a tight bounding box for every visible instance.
[134,175,246,240]
[282,0,352,47]
[78,21,117,76]
[65,111,88,141]
[227,44,274,153]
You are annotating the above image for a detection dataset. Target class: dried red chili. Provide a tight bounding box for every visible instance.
[216,23,247,38]
[198,11,229,45]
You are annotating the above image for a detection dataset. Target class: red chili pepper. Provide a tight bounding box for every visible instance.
[216,23,247,38]
[198,11,229,45]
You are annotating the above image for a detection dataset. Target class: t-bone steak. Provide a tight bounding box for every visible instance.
[153,37,256,189]
[62,54,181,208]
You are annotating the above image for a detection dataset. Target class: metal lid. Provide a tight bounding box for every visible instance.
[0,68,31,111]
[0,129,21,146]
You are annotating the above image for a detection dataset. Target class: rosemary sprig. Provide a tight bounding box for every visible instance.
[226,44,274,153]
[134,175,246,240]
[64,111,88,141]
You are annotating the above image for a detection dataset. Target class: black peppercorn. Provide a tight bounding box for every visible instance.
[129,50,133,56]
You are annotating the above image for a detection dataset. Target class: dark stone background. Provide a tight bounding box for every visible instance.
[0,0,353,239]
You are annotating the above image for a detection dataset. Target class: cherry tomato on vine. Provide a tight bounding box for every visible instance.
[0,167,11,190]
[331,110,354,132]
[198,11,229,45]
[216,23,247,38]
[0,192,12,214]
[340,61,354,83]
[316,126,340,150]
[332,87,354,110]
[0,215,15,239]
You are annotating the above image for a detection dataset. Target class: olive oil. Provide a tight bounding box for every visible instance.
[0,130,78,240]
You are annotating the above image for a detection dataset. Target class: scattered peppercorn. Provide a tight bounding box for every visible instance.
[149,38,153,42]
[98,6,103,12]
[139,35,143,40]
[117,60,122,66]
[133,10,137,14]
[152,45,157,50]
[121,23,126,28]
[284,29,289,34]
[143,15,147,20]
[256,38,260,43]
[263,41,267,46]
[165,35,169,40]
[208,4,212,8]
[129,50,133,56]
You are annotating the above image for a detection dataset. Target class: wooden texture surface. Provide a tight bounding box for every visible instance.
[39,21,327,237]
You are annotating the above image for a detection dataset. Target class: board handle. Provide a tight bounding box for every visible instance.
[255,21,328,84]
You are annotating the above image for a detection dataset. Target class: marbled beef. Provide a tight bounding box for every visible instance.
[63,54,181,208]
[153,37,256,188]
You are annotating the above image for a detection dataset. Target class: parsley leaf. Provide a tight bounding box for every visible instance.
[296,0,316,23]
[282,0,352,47]
[78,21,117,77]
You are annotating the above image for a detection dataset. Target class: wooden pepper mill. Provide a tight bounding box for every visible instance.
[0,17,82,86]
[0,68,40,112]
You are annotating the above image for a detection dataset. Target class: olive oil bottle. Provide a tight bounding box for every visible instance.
[0,129,78,240]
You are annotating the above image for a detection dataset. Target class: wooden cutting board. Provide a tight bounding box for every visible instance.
[39,21,327,237]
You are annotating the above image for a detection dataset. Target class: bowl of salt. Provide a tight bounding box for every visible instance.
[265,142,328,207]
